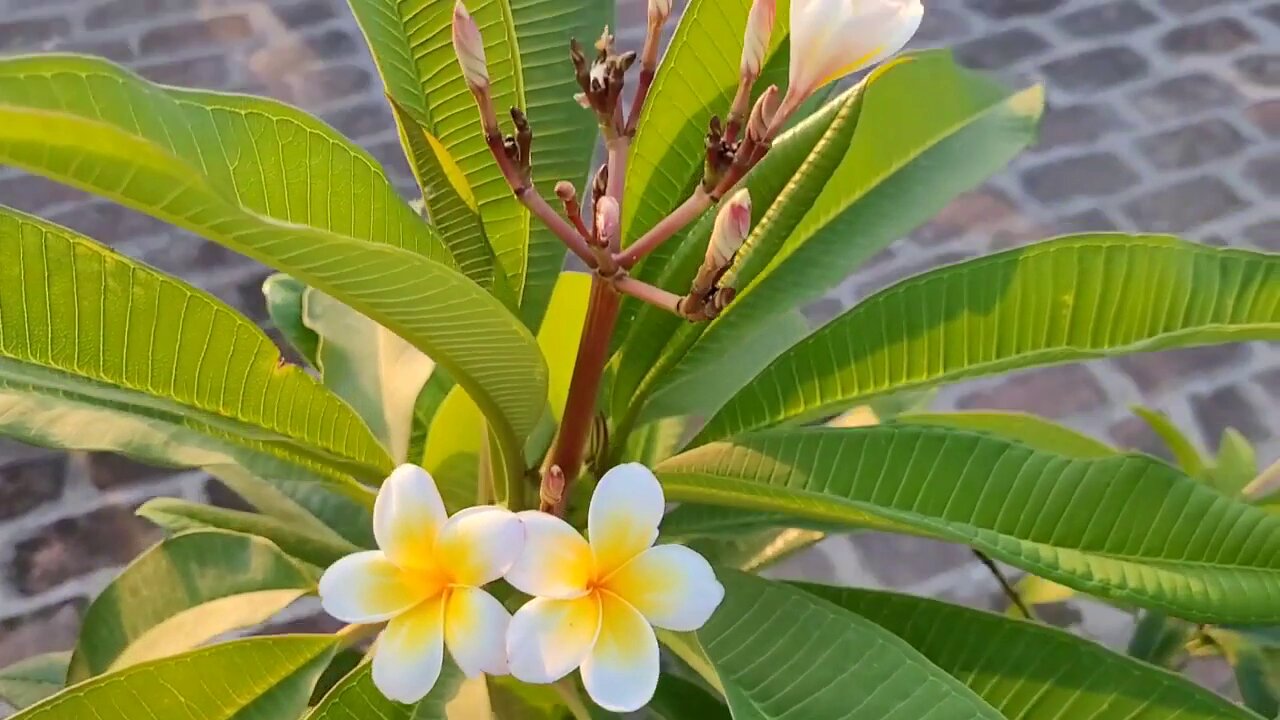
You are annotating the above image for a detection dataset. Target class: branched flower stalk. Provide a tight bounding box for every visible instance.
[453,0,920,515]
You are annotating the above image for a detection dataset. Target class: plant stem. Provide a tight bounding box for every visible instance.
[617,188,713,268]
[552,679,594,720]
[613,275,682,314]
[972,550,1034,620]
[542,275,621,514]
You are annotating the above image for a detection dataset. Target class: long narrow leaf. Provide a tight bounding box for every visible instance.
[700,235,1280,443]
[658,426,1280,623]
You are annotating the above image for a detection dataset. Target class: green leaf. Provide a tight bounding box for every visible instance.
[1133,406,1208,477]
[389,100,499,290]
[692,570,1002,719]
[0,55,548,476]
[639,310,809,424]
[261,274,319,368]
[647,54,1043,430]
[691,527,827,573]
[646,674,730,720]
[304,289,436,464]
[623,417,690,467]
[0,653,68,710]
[894,412,1116,458]
[623,0,790,246]
[346,0,611,327]
[0,205,391,487]
[700,235,1280,444]
[539,272,592,424]
[611,75,852,415]
[68,530,316,681]
[1234,645,1280,718]
[306,661,463,719]
[800,584,1259,720]
[13,635,336,720]
[138,497,362,569]
[209,466,376,550]
[657,426,1280,623]
[1211,427,1259,497]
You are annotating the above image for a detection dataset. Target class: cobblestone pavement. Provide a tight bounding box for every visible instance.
[0,0,1276,707]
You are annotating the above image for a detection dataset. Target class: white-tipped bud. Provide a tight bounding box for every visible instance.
[747,84,781,141]
[452,1,489,90]
[595,196,620,246]
[741,0,776,78]
[706,189,752,270]
[788,0,922,102]
[649,0,672,24]
[574,92,591,109]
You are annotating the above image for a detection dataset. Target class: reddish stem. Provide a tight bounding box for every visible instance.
[542,276,622,514]
[614,275,682,314]
[616,188,713,268]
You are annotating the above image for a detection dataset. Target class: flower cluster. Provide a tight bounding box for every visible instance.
[319,463,722,712]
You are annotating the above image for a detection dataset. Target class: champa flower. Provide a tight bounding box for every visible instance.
[504,464,724,712]
[787,0,923,104]
[452,0,489,90]
[318,465,523,703]
[741,0,776,78]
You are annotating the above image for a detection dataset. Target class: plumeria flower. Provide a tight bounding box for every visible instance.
[785,0,924,109]
[504,464,724,712]
[318,465,524,703]
[740,0,776,79]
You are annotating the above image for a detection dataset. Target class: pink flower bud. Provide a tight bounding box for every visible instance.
[741,0,776,78]
[787,0,922,103]
[707,189,752,270]
[596,196,620,246]
[747,85,780,141]
[452,1,489,90]
[648,0,672,24]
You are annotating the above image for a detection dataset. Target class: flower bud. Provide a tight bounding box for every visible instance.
[747,84,780,141]
[706,189,752,271]
[741,0,776,78]
[452,0,489,90]
[788,0,922,102]
[595,195,620,247]
[648,0,672,24]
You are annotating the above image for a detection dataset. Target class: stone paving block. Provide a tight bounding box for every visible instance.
[1135,117,1249,170]
[1159,16,1257,55]
[1042,47,1150,93]
[1191,385,1270,445]
[954,27,1051,70]
[958,366,1108,419]
[1034,102,1131,151]
[1130,73,1245,123]
[1122,176,1247,232]
[1056,0,1159,37]
[9,505,161,596]
[1244,153,1280,197]
[1021,152,1142,203]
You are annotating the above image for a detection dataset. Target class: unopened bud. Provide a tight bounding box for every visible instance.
[741,0,776,78]
[452,1,489,90]
[706,189,752,270]
[555,181,577,203]
[747,85,781,141]
[788,0,922,103]
[595,196,620,248]
[648,0,672,24]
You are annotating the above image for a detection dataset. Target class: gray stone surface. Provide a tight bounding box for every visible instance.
[0,0,1276,711]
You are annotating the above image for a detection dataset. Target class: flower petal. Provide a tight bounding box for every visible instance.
[446,587,512,677]
[603,544,725,631]
[372,596,446,704]
[506,511,593,599]
[434,505,524,587]
[374,464,448,569]
[319,551,427,624]
[581,592,659,713]
[588,463,664,576]
[506,594,601,684]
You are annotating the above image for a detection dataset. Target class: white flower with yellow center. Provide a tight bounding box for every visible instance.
[504,464,724,712]
[318,465,524,703]
[786,0,924,106]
